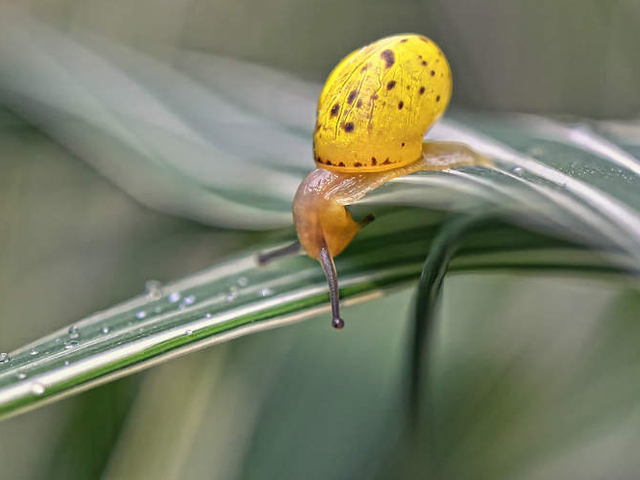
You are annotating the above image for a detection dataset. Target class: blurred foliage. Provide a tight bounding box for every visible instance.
[0,106,273,477]
[5,0,640,116]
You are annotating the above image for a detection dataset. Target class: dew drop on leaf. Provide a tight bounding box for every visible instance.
[145,280,163,300]
[183,295,196,305]
[31,382,45,395]
[259,287,273,297]
[68,325,79,339]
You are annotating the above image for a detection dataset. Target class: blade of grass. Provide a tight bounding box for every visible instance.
[0,212,634,421]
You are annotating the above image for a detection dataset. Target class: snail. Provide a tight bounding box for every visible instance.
[259,34,490,329]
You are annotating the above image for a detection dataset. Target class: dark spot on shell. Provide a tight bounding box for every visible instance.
[371,93,379,100]
[387,80,396,90]
[419,86,425,95]
[383,158,391,165]
[430,70,435,76]
[401,38,408,43]
[420,37,429,43]
[380,49,395,68]
[330,104,340,117]
[361,65,368,72]
[326,160,332,165]
[316,157,322,163]
[315,124,321,132]
[354,162,362,167]
[371,157,377,165]
[347,90,357,104]
[343,122,354,133]
[356,99,363,108]
[338,162,345,167]
[401,142,405,147]
[421,60,427,66]
[436,95,441,102]
[398,101,404,109]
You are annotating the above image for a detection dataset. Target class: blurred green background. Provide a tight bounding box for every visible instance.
[2,1,640,479]
[8,0,640,117]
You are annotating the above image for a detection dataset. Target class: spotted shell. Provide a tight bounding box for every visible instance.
[313,34,452,173]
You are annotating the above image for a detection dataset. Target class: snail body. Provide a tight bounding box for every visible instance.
[261,34,490,329]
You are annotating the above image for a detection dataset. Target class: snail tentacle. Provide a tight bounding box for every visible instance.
[257,241,301,266]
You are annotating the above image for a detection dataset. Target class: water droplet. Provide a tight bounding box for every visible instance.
[136,310,147,319]
[29,348,38,356]
[168,292,181,303]
[54,337,61,344]
[0,353,9,364]
[185,329,193,336]
[259,287,273,297]
[64,340,79,349]
[31,382,45,395]
[237,276,248,287]
[145,280,163,300]
[16,371,27,380]
[205,313,212,319]
[226,285,239,302]
[512,166,524,176]
[178,303,186,310]
[68,325,79,339]
[101,327,110,334]
[183,295,196,305]
[64,360,70,366]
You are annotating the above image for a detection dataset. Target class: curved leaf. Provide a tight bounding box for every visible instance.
[0,212,629,420]
[2,11,640,422]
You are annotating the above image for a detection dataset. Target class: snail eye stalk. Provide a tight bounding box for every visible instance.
[319,242,344,330]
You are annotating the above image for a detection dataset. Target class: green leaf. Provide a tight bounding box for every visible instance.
[0,212,630,421]
[2,14,640,423]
